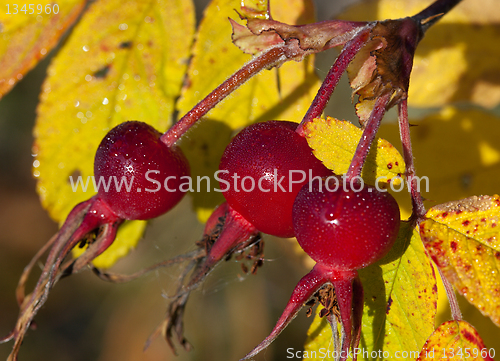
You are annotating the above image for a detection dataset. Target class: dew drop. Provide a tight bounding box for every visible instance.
[33,170,40,177]
[40,48,47,56]
[119,23,128,30]
[77,112,84,119]
[102,98,109,105]
[75,100,80,107]
[85,74,92,81]
[118,84,125,91]
[122,73,129,80]
[115,105,121,112]
[83,45,89,52]
[86,111,92,118]
[33,160,40,168]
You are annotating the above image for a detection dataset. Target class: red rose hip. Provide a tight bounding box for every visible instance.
[293,177,400,270]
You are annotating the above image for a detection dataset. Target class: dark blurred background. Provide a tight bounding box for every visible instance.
[1,0,499,360]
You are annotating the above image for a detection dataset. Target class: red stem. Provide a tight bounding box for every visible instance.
[296,26,372,136]
[161,46,286,147]
[345,93,390,182]
[184,206,258,291]
[437,265,462,321]
[397,99,427,220]
[240,264,330,360]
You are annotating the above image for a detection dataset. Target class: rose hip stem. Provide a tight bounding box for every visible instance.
[161,46,286,147]
[295,26,372,136]
[397,99,427,220]
[413,0,463,33]
[345,92,391,182]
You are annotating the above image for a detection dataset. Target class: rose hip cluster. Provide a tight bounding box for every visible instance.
[3,0,459,359]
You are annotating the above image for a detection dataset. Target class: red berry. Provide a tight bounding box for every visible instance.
[292,177,400,270]
[94,121,190,220]
[218,121,331,238]
[242,178,400,361]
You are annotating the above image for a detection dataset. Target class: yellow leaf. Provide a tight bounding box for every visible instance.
[0,0,87,99]
[417,320,494,361]
[240,0,269,19]
[303,117,405,186]
[34,0,195,266]
[339,0,500,109]
[304,222,437,360]
[377,107,500,219]
[177,0,320,221]
[420,195,500,326]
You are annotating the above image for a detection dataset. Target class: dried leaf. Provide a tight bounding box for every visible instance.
[304,221,438,360]
[0,0,87,99]
[34,0,195,266]
[303,116,405,186]
[340,0,500,109]
[417,320,495,361]
[231,17,366,60]
[420,195,500,326]
[177,0,320,222]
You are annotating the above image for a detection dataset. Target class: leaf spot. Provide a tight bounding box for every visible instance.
[386,296,393,314]
[68,169,82,184]
[119,41,133,49]
[93,65,111,79]
[450,241,457,252]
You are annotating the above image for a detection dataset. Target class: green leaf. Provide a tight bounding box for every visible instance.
[304,222,437,360]
[0,0,87,99]
[34,0,195,267]
[177,0,320,221]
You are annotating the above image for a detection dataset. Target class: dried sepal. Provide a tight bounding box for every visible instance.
[231,16,370,62]
[347,18,422,125]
